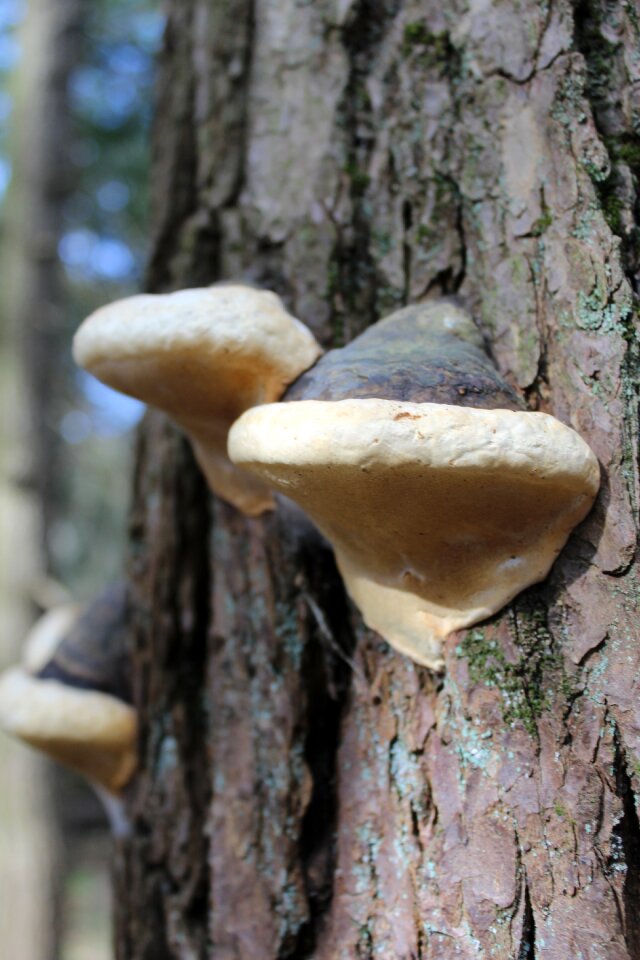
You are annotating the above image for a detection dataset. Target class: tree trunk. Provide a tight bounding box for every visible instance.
[1,2,86,958]
[15,0,83,550]
[115,1,640,957]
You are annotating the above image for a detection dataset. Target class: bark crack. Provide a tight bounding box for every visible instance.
[573,0,640,294]
[329,0,404,340]
[517,882,536,959]
[613,730,640,957]
[146,3,201,290]
[283,542,356,958]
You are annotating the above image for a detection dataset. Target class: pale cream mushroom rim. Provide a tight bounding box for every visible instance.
[0,668,136,750]
[72,285,321,374]
[228,399,600,494]
[72,285,323,515]
[0,668,137,792]
[228,398,600,669]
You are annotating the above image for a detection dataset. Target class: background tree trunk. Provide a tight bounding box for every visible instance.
[1,2,86,957]
[115,1,640,957]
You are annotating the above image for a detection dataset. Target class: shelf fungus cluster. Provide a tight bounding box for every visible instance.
[73,287,600,670]
[0,584,137,801]
[231,300,600,668]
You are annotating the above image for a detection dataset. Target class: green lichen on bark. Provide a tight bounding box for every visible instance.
[458,603,570,737]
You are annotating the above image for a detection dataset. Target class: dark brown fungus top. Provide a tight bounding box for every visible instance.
[284,299,523,410]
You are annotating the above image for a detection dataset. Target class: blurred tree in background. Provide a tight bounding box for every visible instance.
[52,0,161,598]
[0,1,162,957]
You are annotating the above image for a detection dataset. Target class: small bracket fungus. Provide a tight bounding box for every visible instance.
[73,284,322,515]
[0,583,137,797]
[228,300,600,669]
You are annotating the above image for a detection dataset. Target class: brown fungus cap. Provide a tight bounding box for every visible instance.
[36,581,133,703]
[284,298,523,409]
[73,284,323,515]
[229,302,600,669]
[0,584,137,794]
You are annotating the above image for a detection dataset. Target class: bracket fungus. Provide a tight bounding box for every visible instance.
[0,583,137,797]
[73,284,322,515]
[228,300,600,669]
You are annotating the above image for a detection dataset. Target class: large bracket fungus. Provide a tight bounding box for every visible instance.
[0,584,137,799]
[73,284,322,515]
[228,300,600,670]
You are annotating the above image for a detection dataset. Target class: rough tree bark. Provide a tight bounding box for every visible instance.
[115,1,640,958]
